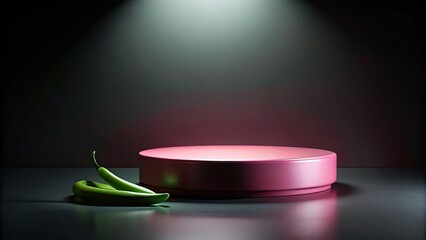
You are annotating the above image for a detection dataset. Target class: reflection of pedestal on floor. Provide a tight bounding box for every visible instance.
[139,145,337,198]
[141,189,338,240]
[277,189,338,240]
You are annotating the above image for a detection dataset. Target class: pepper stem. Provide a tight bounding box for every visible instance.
[92,151,101,169]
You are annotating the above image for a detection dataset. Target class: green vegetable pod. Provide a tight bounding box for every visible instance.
[73,180,169,205]
[92,151,155,194]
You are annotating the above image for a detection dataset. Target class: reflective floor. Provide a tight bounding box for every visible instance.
[1,168,424,240]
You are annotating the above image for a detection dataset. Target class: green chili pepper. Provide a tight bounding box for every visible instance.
[71,151,169,205]
[73,180,169,205]
[92,151,155,194]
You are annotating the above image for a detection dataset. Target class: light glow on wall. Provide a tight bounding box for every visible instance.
[75,0,345,91]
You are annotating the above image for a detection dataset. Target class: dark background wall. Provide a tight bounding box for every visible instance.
[2,0,424,167]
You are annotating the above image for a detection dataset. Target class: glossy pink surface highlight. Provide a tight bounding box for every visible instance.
[139,145,337,197]
[140,145,334,161]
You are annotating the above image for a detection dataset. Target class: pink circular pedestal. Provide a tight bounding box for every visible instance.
[138,145,337,198]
